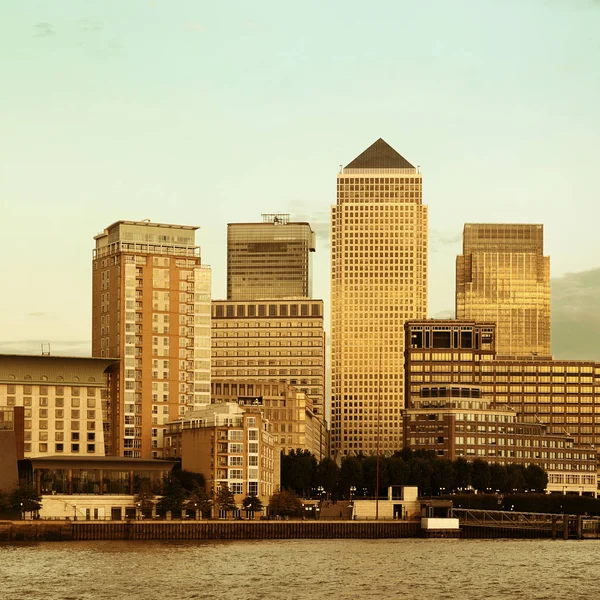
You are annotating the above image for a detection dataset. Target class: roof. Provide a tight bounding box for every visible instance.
[345,138,415,169]
[94,220,199,240]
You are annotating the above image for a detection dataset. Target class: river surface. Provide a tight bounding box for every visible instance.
[0,539,597,600]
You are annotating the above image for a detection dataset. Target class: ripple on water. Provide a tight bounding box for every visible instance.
[1,539,599,600]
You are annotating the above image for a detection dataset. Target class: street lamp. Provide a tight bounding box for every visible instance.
[137,502,141,520]
[20,502,24,521]
[350,486,356,501]
[73,503,77,521]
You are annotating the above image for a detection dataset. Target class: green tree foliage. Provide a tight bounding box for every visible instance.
[134,488,156,515]
[453,458,472,490]
[215,484,237,513]
[430,459,454,494]
[242,494,264,513]
[489,463,509,492]
[524,464,548,493]
[362,457,389,497]
[339,456,363,497]
[315,459,340,497]
[505,464,527,493]
[156,476,187,513]
[471,459,492,493]
[268,489,303,517]
[386,457,409,487]
[172,469,206,493]
[11,483,42,513]
[185,481,212,516]
[280,450,317,497]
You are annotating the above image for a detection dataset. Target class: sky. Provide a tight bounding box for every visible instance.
[1,0,599,359]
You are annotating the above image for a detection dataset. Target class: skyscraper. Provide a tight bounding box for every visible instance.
[330,138,428,456]
[92,220,211,458]
[227,214,315,301]
[456,223,550,357]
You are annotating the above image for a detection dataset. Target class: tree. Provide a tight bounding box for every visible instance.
[172,469,206,493]
[408,457,433,495]
[386,457,409,487]
[156,476,187,514]
[315,458,340,497]
[362,456,389,497]
[268,489,303,517]
[134,488,156,517]
[471,459,492,493]
[281,450,317,497]
[339,456,363,498]
[431,459,454,495]
[524,464,548,493]
[489,463,508,492]
[505,464,527,493]
[11,483,42,515]
[216,484,237,514]
[453,458,472,491]
[185,481,212,517]
[242,494,264,515]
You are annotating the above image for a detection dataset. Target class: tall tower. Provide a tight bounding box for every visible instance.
[456,223,550,357]
[92,220,211,458]
[330,139,428,456]
[227,214,315,301]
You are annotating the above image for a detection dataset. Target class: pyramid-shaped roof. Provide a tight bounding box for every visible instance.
[345,138,414,169]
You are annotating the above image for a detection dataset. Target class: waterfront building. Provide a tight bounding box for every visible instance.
[403,385,597,496]
[163,402,278,509]
[92,220,212,459]
[405,320,600,449]
[330,138,428,456]
[227,214,315,301]
[211,299,326,419]
[25,456,175,520]
[456,223,550,357]
[0,406,23,492]
[211,380,328,460]
[0,354,117,459]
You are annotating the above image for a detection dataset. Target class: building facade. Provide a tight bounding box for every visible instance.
[227,214,316,301]
[405,320,600,450]
[330,138,428,456]
[163,402,278,508]
[211,380,328,460]
[0,354,117,459]
[403,385,597,496]
[92,220,212,459]
[456,224,550,357]
[211,299,326,418]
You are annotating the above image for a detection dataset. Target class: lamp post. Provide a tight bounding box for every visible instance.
[20,502,24,521]
[73,503,77,521]
[137,502,141,520]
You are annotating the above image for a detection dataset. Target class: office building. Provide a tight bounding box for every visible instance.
[227,214,315,301]
[211,299,326,418]
[163,402,278,509]
[211,381,328,460]
[330,138,428,456]
[403,385,597,496]
[0,354,117,458]
[405,320,600,449]
[456,224,550,357]
[92,220,212,459]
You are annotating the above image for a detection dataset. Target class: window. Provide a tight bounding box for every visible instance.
[71,443,80,453]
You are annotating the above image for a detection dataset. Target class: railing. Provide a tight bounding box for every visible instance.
[452,508,560,530]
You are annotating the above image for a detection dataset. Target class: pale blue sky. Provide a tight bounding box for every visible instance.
[1,0,599,356]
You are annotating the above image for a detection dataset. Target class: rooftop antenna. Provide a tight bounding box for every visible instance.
[339,164,343,174]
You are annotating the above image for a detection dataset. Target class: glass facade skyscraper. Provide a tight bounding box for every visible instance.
[456,223,550,357]
[227,214,315,301]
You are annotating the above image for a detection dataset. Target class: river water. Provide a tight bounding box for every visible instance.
[0,539,597,600]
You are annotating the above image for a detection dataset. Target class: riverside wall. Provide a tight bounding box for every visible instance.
[0,520,420,542]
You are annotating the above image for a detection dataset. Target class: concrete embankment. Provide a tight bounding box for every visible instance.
[0,520,420,542]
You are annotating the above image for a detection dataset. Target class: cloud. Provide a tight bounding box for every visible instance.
[78,19,103,33]
[0,340,91,357]
[34,22,55,38]
[551,268,600,360]
[185,23,206,33]
[429,229,462,252]
[27,312,48,318]
[291,209,330,249]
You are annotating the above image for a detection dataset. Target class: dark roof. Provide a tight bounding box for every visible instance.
[345,138,414,169]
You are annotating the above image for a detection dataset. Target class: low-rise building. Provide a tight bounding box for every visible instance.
[0,354,118,458]
[163,403,278,509]
[403,385,597,496]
